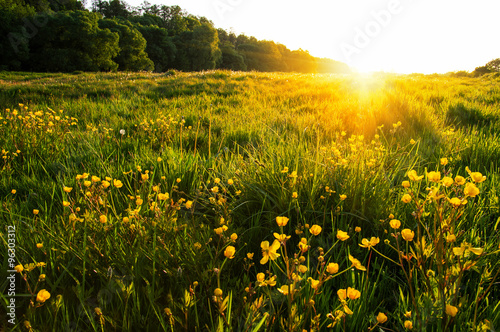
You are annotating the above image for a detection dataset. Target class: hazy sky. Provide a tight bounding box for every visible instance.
[122,0,500,74]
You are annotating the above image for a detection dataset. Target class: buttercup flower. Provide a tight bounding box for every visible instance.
[442,177,454,187]
[404,320,413,329]
[427,171,441,183]
[309,225,322,236]
[63,186,72,193]
[326,262,339,274]
[407,170,424,181]
[214,288,223,297]
[348,255,366,271]
[402,181,410,188]
[347,287,360,300]
[260,240,281,264]
[339,194,347,201]
[337,230,350,241]
[36,289,51,303]
[466,166,486,183]
[464,183,480,197]
[401,194,412,203]
[376,312,387,323]
[224,246,236,259]
[445,304,458,317]
[15,264,23,273]
[390,219,401,229]
[455,175,466,185]
[113,179,123,188]
[185,200,193,209]
[276,216,289,226]
[401,229,414,241]
[448,197,466,208]
[359,237,380,249]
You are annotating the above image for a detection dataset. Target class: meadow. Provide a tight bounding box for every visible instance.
[0,70,499,331]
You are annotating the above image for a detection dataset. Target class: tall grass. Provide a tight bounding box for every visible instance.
[1,70,499,331]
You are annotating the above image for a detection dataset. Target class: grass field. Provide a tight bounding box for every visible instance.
[1,70,499,331]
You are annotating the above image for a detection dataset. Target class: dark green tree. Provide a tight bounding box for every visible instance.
[99,18,153,71]
[0,0,35,70]
[174,22,221,71]
[28,10,120,72]
[485,58,500,72]
[135,24,176,72]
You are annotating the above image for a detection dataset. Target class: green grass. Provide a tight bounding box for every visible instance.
[0,70,499,331]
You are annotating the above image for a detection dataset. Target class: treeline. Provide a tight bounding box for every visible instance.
[0,0,351,73]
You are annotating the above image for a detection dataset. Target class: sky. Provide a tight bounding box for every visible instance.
[121,0,500,74]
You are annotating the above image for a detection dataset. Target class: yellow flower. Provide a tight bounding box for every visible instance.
[185,200,193,209]
[11,189,17,194]
[448,197,466,208]
[339,194,347,201]
[337,230,350,241]
[355,226,361,232]
[401,194,412,203]
[376,312,387,323]
[273,233,291,242]
[347,287,360,300]
[404,320,413,329]
[224,246,236,259]
[136,198,143,206]
[298,238,310,253]
[101,180,110,189]
[407,170,424,181]
[91,176,101,183]
[455,175,466,185]
[390,219,401,229]
[453,242,483,256]
[211,186,219,193]
[464,183,480,197]
[326,262,339,274]
[445,304,458,317]
[122,217,129,223]
[309,278,320,290]
[158,193,169,200]
[349,255,366,271]
[401,229,414,241]
[63,201,70,207]
[276,216,289,226]
[292,192,298,199]
[298,265,308,273]
[427,171,441,182]
[33,209,39,215]
[260,240,281,264]
[230,233,238,242]
[99,215,107,224]
[278,285,290,295]
[247,253,254,260]
[157,157,162,162]
[141,173,149,181]
[84,180,92,187]
[440,158,448,166]
[410,139,416,145]
[15,264,24,273]
[281,166,289,173]
[404,311,412,318]
[309,224,322,236]
[359,237,380,249]
[36,289,51,303]
[466,167,486,183]
[402,181,410,188]
[113,179,123,188]
[63,186,72,193]
[442,177,454,187]
[176,178,181,183]
[36,243,43,249]
[446,234,456,243]
[214,288,223,297]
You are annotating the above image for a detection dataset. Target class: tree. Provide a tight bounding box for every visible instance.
[135,24,176,72]
[99,18,153,71]
[485,58,500,72]
[28,10,120,72]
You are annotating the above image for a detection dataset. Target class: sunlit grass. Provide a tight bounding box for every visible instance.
[1,71,499,331]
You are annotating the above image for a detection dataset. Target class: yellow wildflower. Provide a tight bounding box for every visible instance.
[404,320,413,329]
[376,312,388,323]
[309,224,322,236]
[36,243,43,249]
[464,183,480,197]
[402,181,410,188]
[440,158,448,166]
[36,289,51,303]
[15,264,23,273]
[359,237,380,249]
[326,262,339,274]
[401,194,412,203]
[260,240,281,264]
[113,179,123,188]
[63,186,72,193]
[442,177,454,187]
[339,194,347,201]
[337,230,350,241]
[99,215,107,224]
[390,219,401,229]
[348,255,366,271]
[466,167,486,183]
[427,171,441,183]
[455,175,466,185]
[276,216,289,226]
[401,229,415,241]
[224,246,236,259]
[445,304,458,317]
[407,170,424,181]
